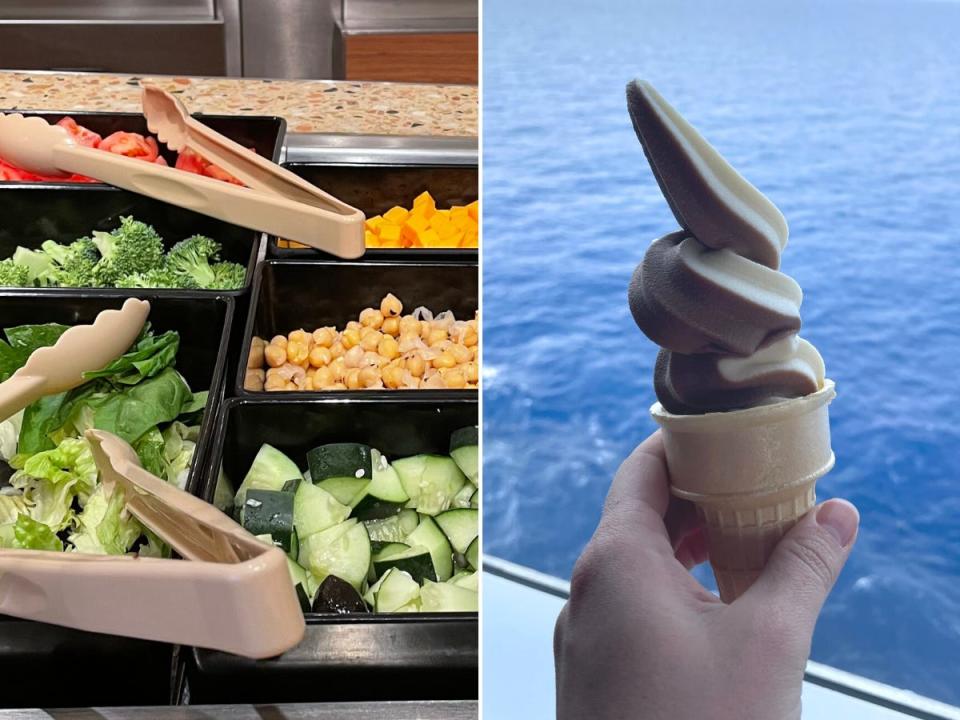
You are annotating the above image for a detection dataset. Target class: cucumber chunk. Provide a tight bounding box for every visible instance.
[395,455,466,516]
[420,580,478,612]
[305,521,371,591]
[372,542,410,561]
[364,508,420,543]
[234,444,301,506]
[308,443,372,483]
[316,476,369,505]
[450,570,479,592]
[312,575,368,614]
[435,508,478,555]
[242,489,295,552]
[449,426,479,484]
[470,488,479,509]
[466,537,479,571]
[374,568,421,613]
[373,545,437,584]
[405,515,454,581]
[298,518,357,568]
[293,481,351,539]
[350,449,410,519]
[452,483,475,509]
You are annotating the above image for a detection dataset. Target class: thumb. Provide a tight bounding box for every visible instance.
[740,499,859,631]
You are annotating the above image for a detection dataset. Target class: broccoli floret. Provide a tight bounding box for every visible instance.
[41,238,99,287]
[208,261,246,290]
[165,234,222,288]
[0,258,29,287]
[115,265,201,290]
[11,246,55,286]
[91,216,165,286]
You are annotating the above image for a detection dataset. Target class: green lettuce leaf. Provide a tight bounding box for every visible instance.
[13,513,62,551]
[82,328,179,386]
[133,427,167,478]
[0,494,28,524]
[27,476,79,532]
[0,323,70,382]
[69,485,141,555]
[137,528,171,559]
[0,409,23,461]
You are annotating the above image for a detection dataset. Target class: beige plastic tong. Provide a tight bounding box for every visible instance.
[0,428,305,659]
[0,90,365,258]
[0,298,150,422]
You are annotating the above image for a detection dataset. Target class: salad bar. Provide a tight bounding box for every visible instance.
[0,95,478,712]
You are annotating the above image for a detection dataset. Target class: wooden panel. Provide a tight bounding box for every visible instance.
[344,32,477,85]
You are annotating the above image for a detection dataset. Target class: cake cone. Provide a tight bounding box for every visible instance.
[651,380,836,602]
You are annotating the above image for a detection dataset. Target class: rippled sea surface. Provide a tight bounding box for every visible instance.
[483,0,960,704]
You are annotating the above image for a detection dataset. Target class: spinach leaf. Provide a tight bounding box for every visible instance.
[85,368,191,443]
[133,427,167,478]
[0,323,71,382]
[82,330,179,386]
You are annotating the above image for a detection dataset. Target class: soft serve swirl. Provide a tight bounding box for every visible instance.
[626,80,824,415]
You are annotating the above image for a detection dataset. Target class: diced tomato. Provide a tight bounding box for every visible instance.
[175,147,208,175]
[203,163,244,185]
[99,131,160,162]
[56,117,102,148]
[0,158,29,181]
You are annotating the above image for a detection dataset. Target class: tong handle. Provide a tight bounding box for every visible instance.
[53,145,365,258]
[0,374,44,423]
[0,548,305,659]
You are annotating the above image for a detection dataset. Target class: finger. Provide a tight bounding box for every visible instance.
[602,432,670,531]
[664,496,702,550]
[674,525,709,570]
[738,499,859,631]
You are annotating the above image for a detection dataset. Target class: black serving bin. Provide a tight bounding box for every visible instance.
[236,259,479,398]
[0,186,267,299]
[0,110,285,171]
[182,396,478,704]
[269,163,477,261]
[0,291,234,707]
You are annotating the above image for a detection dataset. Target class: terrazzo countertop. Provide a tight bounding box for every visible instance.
[0,71,477,137]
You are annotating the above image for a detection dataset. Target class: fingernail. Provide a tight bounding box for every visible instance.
[816,499,859,548]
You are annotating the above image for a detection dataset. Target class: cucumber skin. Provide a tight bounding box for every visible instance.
[373,550,438,585]
[449,426,479,451]
[308,443,372,483]
[466,537,479,571]
[242,489,295,552]
[405,516,454,581]
[351,495,406,521]
[234,444,301,506]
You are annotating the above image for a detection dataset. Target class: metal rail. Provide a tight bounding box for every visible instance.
[284,133,478,166]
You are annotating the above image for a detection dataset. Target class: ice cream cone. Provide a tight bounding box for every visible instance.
[650,379,836,602]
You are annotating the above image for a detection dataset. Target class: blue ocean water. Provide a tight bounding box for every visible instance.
[482,0,960,704]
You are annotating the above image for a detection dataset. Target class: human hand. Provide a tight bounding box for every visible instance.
[554,432,859,720]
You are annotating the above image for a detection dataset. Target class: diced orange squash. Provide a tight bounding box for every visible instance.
[429,213,452,234]
[413,190,435,208]
[402,214,429,244]
[379,223,402,246]
[384,206,409,224]
[419,228,444,248]
[467,200,479,221]
[365,215,384,233]
[365,230,380,247]
[450,206,469,222]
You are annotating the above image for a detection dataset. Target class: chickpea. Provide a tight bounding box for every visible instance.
[359,308,384,329]
[330,357,347,381]
[330,382,348,390]
[406,353,426,377]
[346,320,362,333]
[359,366,381,388]
[361,330,384,352]
[330,341,345,359]
[344,345,365,368]
[313,366,335,388]
[309,345,332,367]
[341,327,361,350]
[363,351,387,368]
[469,345,478,361]
[345,368,362,389]
[264,374,286,391]
[378,335,400,360]
[248,337,266,369]
[464,361,479,383]
[463,327,478,347]
[270,335,288,348]
[449,343,471,364]
[381,316,400,337]
[399,315,420,336]
[433,351,456,369]
[359,325,374,340]
[420,320,432,340]
[382,364,404,389]
[303,376,314,391]
[442,369,467,389]
[264,343,287,368]
[288,329,310,345]
[285,381,298,391]
[427,328,449,347]
[286,340,308,366]
[313,327,335,348]
[244,368,265,391]
[380,293,403,318]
